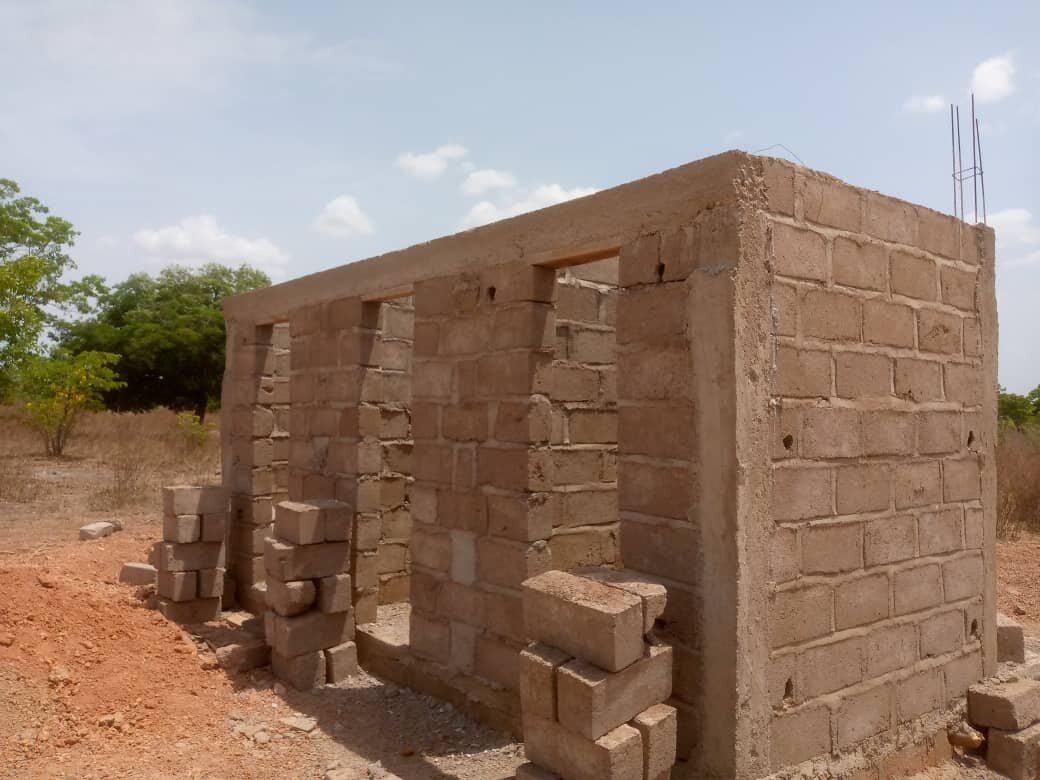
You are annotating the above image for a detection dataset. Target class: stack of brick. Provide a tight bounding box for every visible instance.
[264,498,358,689]
[155,485,226,623]
[967,678,1040,779]
[517,569,676,780]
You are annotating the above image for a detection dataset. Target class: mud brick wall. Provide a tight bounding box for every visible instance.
[762,167,998,772]
[376,298,414,604]
[288,297,383,624]
[409,264,554,702]
[223,322,290,613]
[549,261,619,571]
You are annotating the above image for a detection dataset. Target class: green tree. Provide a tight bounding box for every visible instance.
[998,386,1038,430]
[1028,385,1040,418]
[20,350,124,456]
[0,178,100,395]
[61,264,270,420]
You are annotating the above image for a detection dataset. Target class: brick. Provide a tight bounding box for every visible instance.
[616,283,686,347]
[998,613,1026,663]
[865,515,916,566]
[770,526,799,583]
[988,722,1040,780]
[802,289,861,341]
[577,568,667,634]
[324,640,358,683]
[944,362,980,406]
[942,554,983,603]
[157,596,221,624]
[163,514,201,544]
[157,570,197,602]
[495,397,552,444]
[163,485,225,516]
[896,669,942,722]
[894,564,942,615]
[801,636,863,697]
[487,492,553,542]
[861,410,914,456]
[837,683,891,748]
[917,309,962,354]
[274,501,325,544]
[943,457,980,502]
[619,459,690,519]
[522,570,644,673]
[770,705,830,769]
[891,251,937,301]
[773,466,831,521]
[411,523,451,571]
[569,410,617,444]
[570,328,615,364]
[631,704,676,780]
[523,717,643,780]
[264,609,354,656]
[478,351,550,397]
[836,573,889,630]
[479,537,552,589]
[894,460,941,509]
[549,525,619,571]
[894,358,942,402]
[801,407,862,458]
[483,263,555,303]
[963,317,981,357]
[835,351,890,398]
[266,578,316,617]
[271,648,325,691]
[773,282,798,337]
[154,542,222,572]
[835,463,891,514]
[474,633,521,689]
[865,622,917,677]
[519,642,572,720]
[450,531,476,585]
[264,538,350,581]
[770,583,831,648]
[920,609,965,658]
[941,266,976,310]
[918,508,962,556]
[772,222,827,281]
[776,346,831,398]
[943,650,983,702]
[918,412,961,454]
[964,507,984,550]
[833,236,887,291]
[969,679,1040,731]
[557,645,672,741]
[864,299,915,348]
[802,522,862,574]
[803,175,863,232]
[617,349,690,400]
[617,404,694,461]
[317,573,352,613]
[200,513,226,543]
[119,562,156,586]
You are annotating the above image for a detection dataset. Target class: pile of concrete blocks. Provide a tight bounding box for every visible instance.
[968,678,1040,779]
[516,569,676,780]
[264,499,358,689]
[153,485,226,623]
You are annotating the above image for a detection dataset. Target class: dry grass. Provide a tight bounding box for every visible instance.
[0,406,220,545]
[997,427,1040,540]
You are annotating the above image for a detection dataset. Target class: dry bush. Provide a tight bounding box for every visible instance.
[997,427,1040,540]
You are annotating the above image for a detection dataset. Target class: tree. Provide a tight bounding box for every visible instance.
[998,386,1038,431]
[0,178,100,396]
[61,264,270,419]
[19,350,124,456]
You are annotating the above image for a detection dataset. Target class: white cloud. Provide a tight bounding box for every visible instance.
[903,95,946,113]
[972,54,1015,103]
[133,215,289,279]
[312,195,375,239]
[461,169,517,195]
[990,208,1040,268]
[461,184,598,229]
[395,144,469,180]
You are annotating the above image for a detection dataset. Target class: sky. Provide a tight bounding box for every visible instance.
[1,1,1037,392]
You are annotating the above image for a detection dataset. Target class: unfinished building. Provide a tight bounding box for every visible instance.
[217,151,998,778]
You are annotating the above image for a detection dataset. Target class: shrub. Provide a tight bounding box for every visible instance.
[997,426,1040,539]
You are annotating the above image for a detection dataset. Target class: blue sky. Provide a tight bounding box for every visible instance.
[1,1,1037,391]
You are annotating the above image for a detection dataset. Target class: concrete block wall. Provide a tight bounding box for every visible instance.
[224,322,290,613]
[549,261,620,572]
[288,296,383,624]
[376,297,414,605]
[761,162,998,773]
[408,264,555,703]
